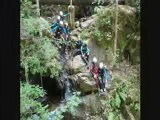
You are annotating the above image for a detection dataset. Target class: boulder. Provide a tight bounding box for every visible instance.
[80,15,98,29]
[64,55,88,75]
[68,72,97,93]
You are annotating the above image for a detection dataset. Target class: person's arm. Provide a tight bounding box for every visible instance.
[50,26,58,33]
[64,13,70,17]
[87,48,90,55]
[81,45,84,55]
[66,28,69,34]
[62,27,67,35]
[51,21,57,28]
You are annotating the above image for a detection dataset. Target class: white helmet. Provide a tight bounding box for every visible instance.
[60,11,63,16]
[99,62,104,69]
[57,16,60,20]
[59,21,63,25]
[64,22,68,26]
[93,57,97,63]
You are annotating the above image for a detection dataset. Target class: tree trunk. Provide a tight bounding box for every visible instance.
[36,0,40,17]
[24,63,29,83]
[68,0,75,29]
[40,74,43,88]
[114,0,118,56]
[36,0,43,37]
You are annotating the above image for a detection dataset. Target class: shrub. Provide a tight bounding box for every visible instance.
[20,82,49,120]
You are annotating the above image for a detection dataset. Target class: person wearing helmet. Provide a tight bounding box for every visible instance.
[64,22,70,40]
[51,21,67,39]
[59,11,70,21]
[80,43,90,65]
[75,36,83,49]
[51,16,61,29]
[98,62,106,92]
[90,57,99,88]
[73,36,84,58]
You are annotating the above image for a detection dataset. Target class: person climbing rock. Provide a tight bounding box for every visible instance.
[98,62,106,93]
[59,11,70,21]
[64,22,70,40]
[50,16,61,29]
[50,21,67,39]
[90,57,99,88]
[73,36,84,57]
[75,36,83,49]
[80,43,90,66]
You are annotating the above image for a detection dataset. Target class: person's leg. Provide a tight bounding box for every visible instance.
[95,77,99,88]
[102,77,106,91]
[98,77,103,91]
[86,54,89,62]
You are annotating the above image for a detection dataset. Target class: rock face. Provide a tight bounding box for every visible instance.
[64,55,97,93]
[68,73,97,93]
[65,55,87,75]
[80,15,97,29]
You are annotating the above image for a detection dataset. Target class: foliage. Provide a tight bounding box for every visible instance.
[91,5,140,63]
[20,37,62,80]
[20,0,37,18]
[20,82,49,120]
[48,92,82,120]
[21,16,50,39]
[20,0,61,81]
[99,68,140,120]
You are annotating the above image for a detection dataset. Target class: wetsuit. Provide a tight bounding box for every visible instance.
[73,40,83,57]
[81,45,90,65]
[90,62,99,88]
[51,20,59,29]
[98,67,106,90]
[51,25,67,39]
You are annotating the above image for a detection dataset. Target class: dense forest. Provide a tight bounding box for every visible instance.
[20,0,140,120]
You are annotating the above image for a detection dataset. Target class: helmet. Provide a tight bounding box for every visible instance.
[93,57,97,63]
[64,22,68,26]
[59,21,63,26]
[57,16,60,20]
[99,62,103,69]
[60,11,63,16]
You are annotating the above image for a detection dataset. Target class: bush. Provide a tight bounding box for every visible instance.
[20,37,62,81]
[20,82,49,120]
[100,68,140,120]
[92,5,140,63]
[48,92,82,120]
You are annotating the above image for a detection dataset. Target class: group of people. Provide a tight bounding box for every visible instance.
[74,36,112,93]
[50,11,112,95]
[50,11,70,40]
[90,57,112,93]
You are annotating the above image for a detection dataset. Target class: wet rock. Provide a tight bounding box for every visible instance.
[68,72,97,93]
[65,55,88,75]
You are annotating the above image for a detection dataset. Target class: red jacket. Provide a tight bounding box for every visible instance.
[90,62,98,75]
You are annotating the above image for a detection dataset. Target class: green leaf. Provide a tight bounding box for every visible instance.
[108,112,114,120]
[115,93,121,108]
